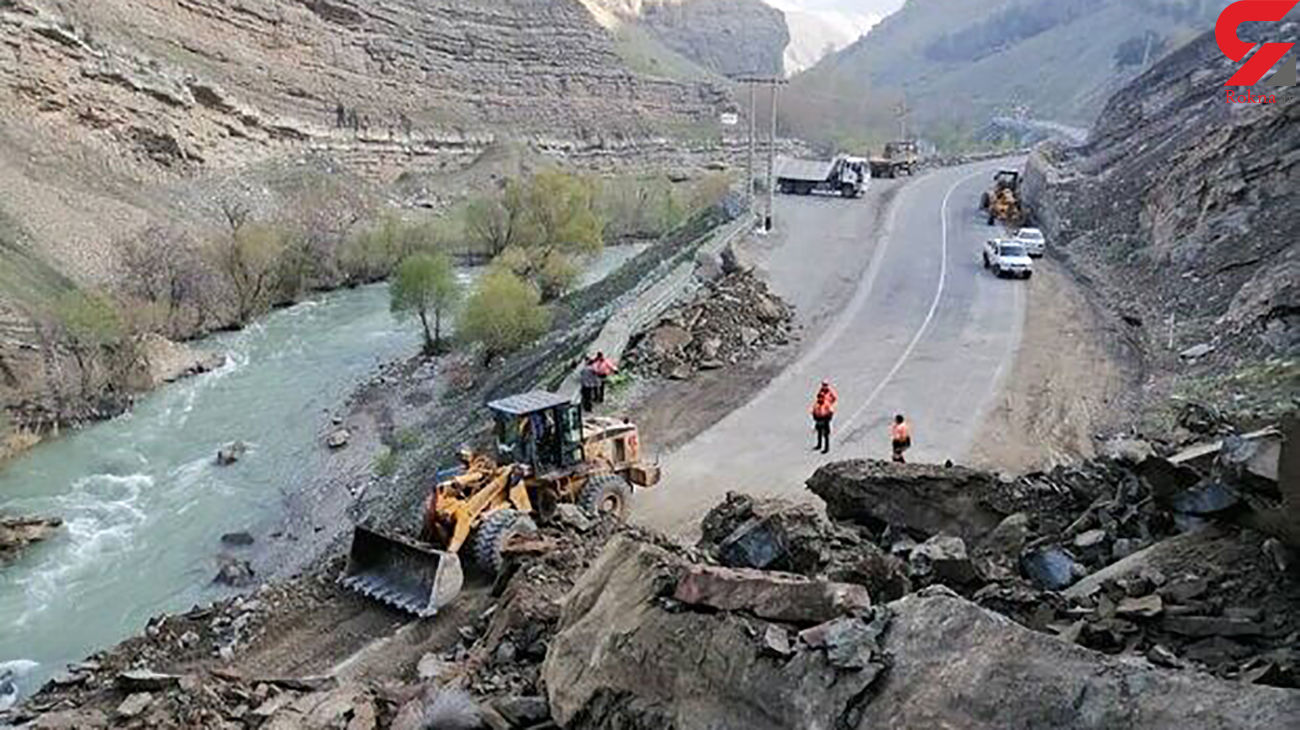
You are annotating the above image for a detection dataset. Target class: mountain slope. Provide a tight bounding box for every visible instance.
[1023,24,1299,423]
[0,0,734,441]
[584,0,788,77]
[787,0,1232,145]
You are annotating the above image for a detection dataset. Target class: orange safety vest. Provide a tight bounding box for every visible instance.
[891,421,911,443]
[811,397,833,419]
[817,386,838,411]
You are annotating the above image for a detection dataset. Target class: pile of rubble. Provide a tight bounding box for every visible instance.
[9,421,1296,729]
[624,271,795,380]
[805,421,1300,689]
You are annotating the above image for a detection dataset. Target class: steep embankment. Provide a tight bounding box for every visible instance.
[787,0,1231,145]
[1023,24,1299,428]
[0,0,734,442]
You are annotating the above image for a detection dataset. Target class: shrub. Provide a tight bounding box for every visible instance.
[458,270,551,364]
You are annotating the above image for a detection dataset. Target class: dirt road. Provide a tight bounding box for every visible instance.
[635,161,1029,537]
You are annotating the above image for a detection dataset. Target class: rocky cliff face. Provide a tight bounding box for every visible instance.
[586,0,788,77]
[1023,25,1298,414]
[0,0,736,443]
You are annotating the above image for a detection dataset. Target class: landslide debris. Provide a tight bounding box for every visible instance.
[10,420,1298,728]
[624,270,795,380]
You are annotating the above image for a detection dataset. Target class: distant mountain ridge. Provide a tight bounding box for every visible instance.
[787,0,1234,146]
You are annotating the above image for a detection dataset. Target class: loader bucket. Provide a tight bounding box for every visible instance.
[339,526,464,618]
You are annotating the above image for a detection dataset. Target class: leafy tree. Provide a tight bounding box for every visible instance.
[54,289,126,394]
[391,251,461,355]
[209,223,288,324]
[494,171,603,300]
[465,191,530,258]
[457,270,550,364]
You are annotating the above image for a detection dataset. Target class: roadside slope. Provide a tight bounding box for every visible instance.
[1023,25,1299,430]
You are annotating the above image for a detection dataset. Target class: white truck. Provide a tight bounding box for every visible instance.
[776,155,867,198]
[983,239,1034,279]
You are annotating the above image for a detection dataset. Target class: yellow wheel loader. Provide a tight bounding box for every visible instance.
[340,391,661,617]
[979,169,1031,227]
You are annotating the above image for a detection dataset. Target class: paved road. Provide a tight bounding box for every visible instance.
[635,160,1028,537]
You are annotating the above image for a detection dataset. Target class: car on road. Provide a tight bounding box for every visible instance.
[1012,227,1046,257]
[983,239,1034,279]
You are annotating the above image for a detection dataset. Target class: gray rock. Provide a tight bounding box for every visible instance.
[1179,343,1215,360]
[672,564,870,624]
[908,535,979,586]
[554,503,593,533]
[491,696,550,727]
[117,670,181,691]
[1167,480,1240,515]
[807,460,1005,541]
[545,535,887,730]
[326,429,351,449]
[216,441,248,466]
[220,531,255,547]
[214,557,255,587]
[857,590,1300,728]
[762,624,793,657]
[694,251,723,282]
[1115,594,1163,618]
[1020,547,1082,591]
[115,692,153,718]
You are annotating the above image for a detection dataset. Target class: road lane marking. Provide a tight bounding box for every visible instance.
[838,168,988,440]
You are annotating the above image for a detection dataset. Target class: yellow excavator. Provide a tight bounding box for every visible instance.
[341,391,661,617]
[979,169,1031,227]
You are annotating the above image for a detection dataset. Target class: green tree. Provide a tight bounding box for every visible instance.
[54,289,126,395]
[458,270,550,364]
[209,223,288,324]
[494,171,603,300]
[391,251,461,355]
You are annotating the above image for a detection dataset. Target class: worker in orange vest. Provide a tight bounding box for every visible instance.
[810,381,838,454]
[891,414,912,463]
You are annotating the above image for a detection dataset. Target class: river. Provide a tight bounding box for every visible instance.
[0,246,647,698]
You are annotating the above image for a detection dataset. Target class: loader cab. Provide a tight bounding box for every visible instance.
[488,391,584,473]
[994,170,1021,192]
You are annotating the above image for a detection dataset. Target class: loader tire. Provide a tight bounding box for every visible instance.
[579,475,632,520]
[980,192,990,210]
[472,509,537,575]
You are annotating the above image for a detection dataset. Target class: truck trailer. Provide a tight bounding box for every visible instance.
[775,155,867,198]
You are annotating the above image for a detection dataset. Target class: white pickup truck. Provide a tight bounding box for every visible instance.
[983,239,1034,279]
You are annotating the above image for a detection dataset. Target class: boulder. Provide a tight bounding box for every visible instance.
[1021,547,1084,591]
[545,535,887,730]
[214,557,256,587]
[672,564,870,624]
[648,325,693,358]
[855,589,1300,728]
[807,460,1005,541]
[216,441,248,466]
[326,429,351,449]
[0,516,62,563]
[694,251,723,282]
[220,531,255,547]
[114,692,153,719]
[698,492,831,574]
[908,535,979,586]
[553,504,593,533]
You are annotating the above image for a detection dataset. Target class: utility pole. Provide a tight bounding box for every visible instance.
[896,99,910,141]
[766,81,780,232]
[734,76,787,231]
[748,83,757,214]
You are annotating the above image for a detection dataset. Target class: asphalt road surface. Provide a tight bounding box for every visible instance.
[635,160,1028,537]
